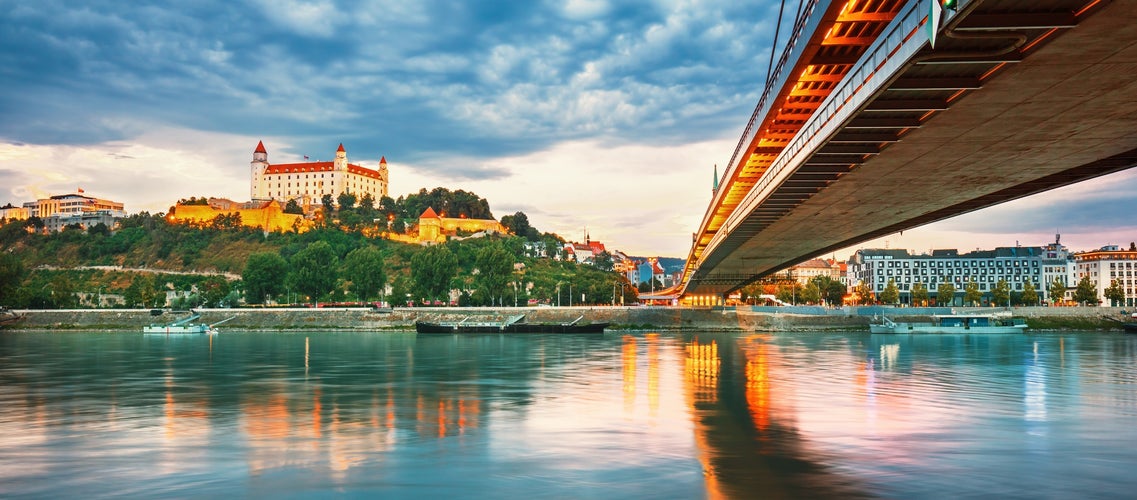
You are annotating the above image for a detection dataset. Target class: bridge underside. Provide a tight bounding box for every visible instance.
[689,0,1137,296]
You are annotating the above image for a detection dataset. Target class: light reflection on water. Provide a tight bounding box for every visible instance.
[1,331,1135,498]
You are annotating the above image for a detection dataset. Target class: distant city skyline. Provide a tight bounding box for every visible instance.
[2,1,1135,258]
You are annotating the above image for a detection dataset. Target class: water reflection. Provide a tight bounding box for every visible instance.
[1,331,1136,498]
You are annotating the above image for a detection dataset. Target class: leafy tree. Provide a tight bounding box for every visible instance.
[389,275,412,307]
[287,241,338,305]
[801,281,821,304]
[321,194,335,210]
[87,222,111,237]
[343,246,386,302]
[880,278,899,305]
[1073,275,1098,306]
[1049,278,1067,305]
[199,275,231,307]
[0,253,25,306]
[936,282,956,306]
[283,199,304,215]
[474,243,515,306]
[242,252,289,304]
[911,282,929,307]
[992,279,1010,308]
[501,211,539,240]
[592,251,614,272]
[1021,280,1039,306]
[853,281,874,305]
[810,275,845,306]
[337,191,357,213]
[964,280,981,306]
[1105,279,1125,307]
[123,274,159,308]
[411,245,458,303]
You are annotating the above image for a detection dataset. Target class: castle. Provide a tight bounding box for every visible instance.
[250,141,389,206]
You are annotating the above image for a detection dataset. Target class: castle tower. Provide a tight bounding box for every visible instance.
[251,141,269,200]
[379,156,389,198]
[334,143,347,171]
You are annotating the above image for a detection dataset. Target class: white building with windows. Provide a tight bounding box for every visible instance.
[848,238,1072,305]
[250,141,389,206]
[1074,244,1137,307]
[20,191,126,232]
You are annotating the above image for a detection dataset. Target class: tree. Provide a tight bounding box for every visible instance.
[0,253,25,306]
[1104,279,1125,307]
[411,245,458,303]
[592,251,614,272]
[911,282,929,307]
[200,275,231,307]
[853,281,874,305]
[337,191,357,213]
[776,283,796,305]
[801,281,822,304]
[287,241,338,305]
[1021,280,1039,306]
[1049,278,1067,305]
[880,278,900,305]
[242,252,289,304]
[343,246,386,302]
[964,280,982,306]
[936,282,956,306]
[1073,275,1098,306]
[992,279,1010,308]
[811,275,846,307]
[474,244,515,306]
[283,199,304,215]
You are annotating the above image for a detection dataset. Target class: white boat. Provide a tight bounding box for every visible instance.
[144,311,235,335]
[870,314,1027,334]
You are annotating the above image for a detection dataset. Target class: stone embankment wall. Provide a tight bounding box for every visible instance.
[6,305,1132,332]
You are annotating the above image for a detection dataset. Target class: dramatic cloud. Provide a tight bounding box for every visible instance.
[0,0,1133,257]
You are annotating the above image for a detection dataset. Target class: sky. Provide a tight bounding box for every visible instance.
[1,0,1135,259]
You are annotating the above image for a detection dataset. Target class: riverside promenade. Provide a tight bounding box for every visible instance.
[4,305,1131,332]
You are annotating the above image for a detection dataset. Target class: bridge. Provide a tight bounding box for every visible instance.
[672,0,1137,305]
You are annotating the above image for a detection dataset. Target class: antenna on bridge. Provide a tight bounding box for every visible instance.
[712,164,719,195]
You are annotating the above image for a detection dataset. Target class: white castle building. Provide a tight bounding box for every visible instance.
[250,141,389,206]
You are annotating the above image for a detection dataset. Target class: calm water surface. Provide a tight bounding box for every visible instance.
[1,331,1135,498]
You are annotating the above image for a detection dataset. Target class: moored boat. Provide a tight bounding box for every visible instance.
[0,307,23,327]
[416,314,607,334]
[144,310,235,335]
[870,314,1027,334]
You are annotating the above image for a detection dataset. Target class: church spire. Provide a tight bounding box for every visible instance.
[712,164,719,194]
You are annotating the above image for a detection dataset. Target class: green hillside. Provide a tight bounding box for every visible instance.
[0,210,637,310]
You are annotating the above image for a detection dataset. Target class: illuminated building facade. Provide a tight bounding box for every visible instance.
[1074,244,1137,307]
[250,142,389,206]
[848,239,1073,305]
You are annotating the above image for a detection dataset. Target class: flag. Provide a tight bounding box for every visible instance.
[78,187,84,193]
[304,155,309,160]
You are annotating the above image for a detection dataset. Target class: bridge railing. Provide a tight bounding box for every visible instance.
[703,0,963,267]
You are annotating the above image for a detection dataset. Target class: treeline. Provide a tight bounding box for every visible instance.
[0,204,636,309]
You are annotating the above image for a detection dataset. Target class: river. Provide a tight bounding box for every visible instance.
[1,331,1135,498]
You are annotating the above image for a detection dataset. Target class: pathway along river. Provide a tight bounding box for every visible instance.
[1,330,1135,498]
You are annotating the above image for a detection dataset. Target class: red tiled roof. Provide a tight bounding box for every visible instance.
[337,143,345,152]
[262,161,381,178]
[420,207,440,219]
[380,156,387,164]
[254,141,267,154]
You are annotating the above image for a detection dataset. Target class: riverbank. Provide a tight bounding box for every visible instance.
[2,305,1133,332]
